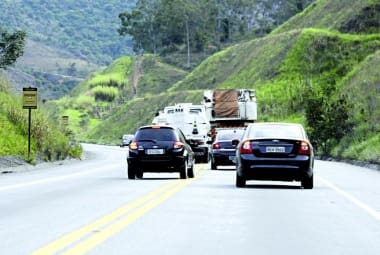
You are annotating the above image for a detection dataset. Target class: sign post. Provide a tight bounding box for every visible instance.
[23,87,38,158]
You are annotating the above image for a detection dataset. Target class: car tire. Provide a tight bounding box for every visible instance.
[180,160,187,179]
[135,170,143,179]
[211,160,217,170]
[127,166,135,179]
[301,174,313,189]
[236,173,246,187]
[187,163,194,178]
[203,152,209,163]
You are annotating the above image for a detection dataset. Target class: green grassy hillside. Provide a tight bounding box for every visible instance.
[273,0,380,34]
[0,0,135,65]
[0,79,81,162]
[332,50,380,162]
[46,55,189,142]
[84,91,202,144]
[46,0,380,164]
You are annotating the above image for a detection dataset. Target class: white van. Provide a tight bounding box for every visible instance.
[152,103,210,163]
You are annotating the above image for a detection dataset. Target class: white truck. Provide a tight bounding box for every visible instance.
[152,103,211,163]
[203,89,257,140]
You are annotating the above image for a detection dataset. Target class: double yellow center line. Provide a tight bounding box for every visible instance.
[32,169,201,255]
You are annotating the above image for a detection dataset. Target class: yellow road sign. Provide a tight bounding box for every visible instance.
[23,87,38,109]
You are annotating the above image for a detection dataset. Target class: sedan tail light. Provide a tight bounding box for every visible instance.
[298,141,311,155]
[129,141,138,150]
[173,141,184,149]
[240,140,252,154]
[212,143,220,150]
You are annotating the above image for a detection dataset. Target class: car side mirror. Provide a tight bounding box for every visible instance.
[231,139,240,147]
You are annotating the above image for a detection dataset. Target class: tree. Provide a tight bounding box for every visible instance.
[118,0,314,60]
[304,88,353,156]
[0,27,26,69]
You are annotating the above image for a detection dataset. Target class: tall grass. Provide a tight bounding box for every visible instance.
[0,79,82,161]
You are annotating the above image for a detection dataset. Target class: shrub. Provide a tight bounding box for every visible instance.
[92,86,118,102]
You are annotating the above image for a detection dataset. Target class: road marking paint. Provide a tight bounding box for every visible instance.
[0,163,119,192]
[32,166,202,255]
[63,178,196,255]
[31,180,180,255]
[318,176,380,222]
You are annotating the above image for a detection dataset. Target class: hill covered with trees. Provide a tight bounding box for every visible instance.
[1,0,379,165]
[0,0,136,100]
[47,0,380,165]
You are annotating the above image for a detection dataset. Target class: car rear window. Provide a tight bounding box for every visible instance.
[135,128,178,141]
[216,130,244,140]
[247,125,304,139]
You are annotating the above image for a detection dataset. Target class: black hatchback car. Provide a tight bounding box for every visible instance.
[235,122,314,189]
[210,128,245,170]
[127,125,195,179]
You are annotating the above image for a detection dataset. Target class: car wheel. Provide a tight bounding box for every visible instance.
[211,160,217,170]
[180,160,187,179]
[187,163,194,178]
[301,174,313,189]
[135,170,143,179]
[236,173,246,187]
[127,166,135,179]
[203,153,209,163]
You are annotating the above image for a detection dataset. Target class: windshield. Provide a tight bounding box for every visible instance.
[216,130,244,140]
[247,124,304,139]
[135,128,178,141]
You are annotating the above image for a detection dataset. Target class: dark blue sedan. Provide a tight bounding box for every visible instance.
[235,123,314,189]
[210,128,245,170]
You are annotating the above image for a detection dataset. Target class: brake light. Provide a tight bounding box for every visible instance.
[129,141,138,150]
[213,143,220,150]
[173,141,184,149]
[298,141,310,155]
[240,140,252,154]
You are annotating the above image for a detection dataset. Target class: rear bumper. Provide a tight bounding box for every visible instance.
[237,154,313,181]
[211,150,236,165]
[127,154,185,172]
[192,146,209,159]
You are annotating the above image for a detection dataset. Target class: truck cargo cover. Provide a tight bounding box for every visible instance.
[213,89,239,118]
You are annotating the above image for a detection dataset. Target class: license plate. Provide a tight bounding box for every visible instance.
[266,146,285,153]
[146,149,165,155]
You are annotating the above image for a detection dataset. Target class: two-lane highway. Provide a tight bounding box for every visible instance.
[0,144,379,255]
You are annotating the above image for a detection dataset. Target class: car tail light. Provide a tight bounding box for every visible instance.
[213,143,220,150]
[240,140,252,154]
[129,141,138,150]
[173,141,184,149]
[298,141,310,155]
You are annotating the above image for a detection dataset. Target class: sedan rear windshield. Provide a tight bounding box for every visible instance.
[135,128,178,141]
[247,125,304,140]
[216,130,244,140]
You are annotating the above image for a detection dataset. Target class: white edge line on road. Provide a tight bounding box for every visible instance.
[318,176,380,222]
[0,163,120,192]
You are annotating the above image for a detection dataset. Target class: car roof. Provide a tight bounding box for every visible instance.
[248,122,302,126]
[245,122,306,139]
[138,125,176,130]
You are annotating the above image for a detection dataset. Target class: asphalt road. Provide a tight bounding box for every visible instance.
[0,144,379,255]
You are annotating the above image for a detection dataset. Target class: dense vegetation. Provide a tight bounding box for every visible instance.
[119,0,313,69]
[0,27,26,69]
[0,0,136,65]
[2,0,379,165]
[0,0,137,100]
[0,79,82,162]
